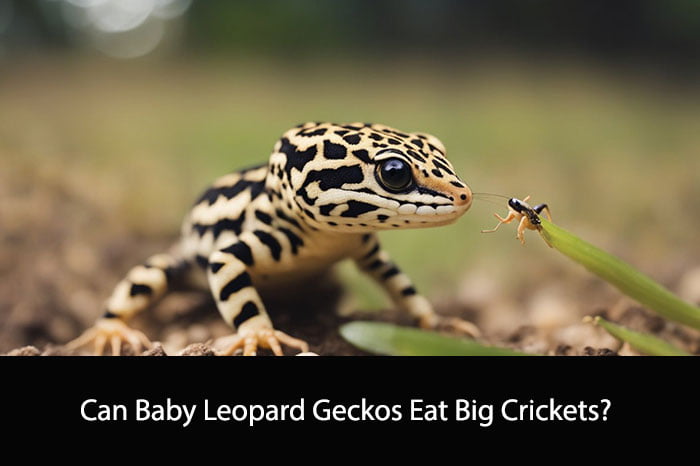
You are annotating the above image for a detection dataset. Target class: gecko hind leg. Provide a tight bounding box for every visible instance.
[66,318,152,355]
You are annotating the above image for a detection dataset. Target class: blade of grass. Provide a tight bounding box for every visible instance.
[585,316,690,356]
[339,321,531,356]
[538,218,700,331]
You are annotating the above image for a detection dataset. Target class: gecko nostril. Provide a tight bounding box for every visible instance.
[456,187,473,208]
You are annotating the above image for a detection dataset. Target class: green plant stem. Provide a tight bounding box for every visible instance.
[586,316,690,356]
[339,321,530,356]
[538,218,700,331]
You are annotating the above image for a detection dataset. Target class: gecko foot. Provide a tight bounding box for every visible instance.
[217,328,310,356]
[66,318,152,355]
[420,314,482,339]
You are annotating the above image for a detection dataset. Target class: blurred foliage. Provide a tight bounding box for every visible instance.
[1,1,699,68]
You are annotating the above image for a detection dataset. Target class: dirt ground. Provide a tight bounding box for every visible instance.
[3,156,700,356]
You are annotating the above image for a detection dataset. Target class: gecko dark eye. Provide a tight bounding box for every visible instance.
[377,158,413,192]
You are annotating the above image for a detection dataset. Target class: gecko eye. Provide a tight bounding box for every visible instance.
[376,158,413,192]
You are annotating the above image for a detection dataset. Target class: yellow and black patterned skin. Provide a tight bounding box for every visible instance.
[77,122,473,355]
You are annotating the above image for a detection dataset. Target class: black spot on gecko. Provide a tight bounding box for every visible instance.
[213,216,246,237]
[406,150,426,163]
[343,134,361,145]
[220,271,253,301]
[220,241,254,266]
[194,176,266,206]
[209,262,225,274]
[334,130,349,136]
[297,127,327,137]
[377,214,389,222]
[410,138,424,148]
[417,186,451,200]
[341,200,380,218]
[387,138,401,145]
[303,208,316,221]
[351,149,371,164]
[431,169,443,178]
[281,138,318,176]
[129,283,152,297]
[233,301,260,328]
[323,140,348,159]
[432,159,454,175]
[253,230,282,261]
[319,203,338,216]
[428,143,443,154]
[255,210,273,225]
[401,286,417,296]
[361,243,380,260]
[192,212,246,239]
[450,181,465,188]
[275,208,303,230]
[302,165,364,192]
[367,259,383,270]
[195,255,209,269]
[279,227,304,254]
[381,266,400,280]
[369,133,383,141]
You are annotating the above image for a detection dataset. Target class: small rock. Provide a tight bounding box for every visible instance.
[179,343,216,356]
[6,346,41,356]
[582,346,618,356]
[142,343,167,356]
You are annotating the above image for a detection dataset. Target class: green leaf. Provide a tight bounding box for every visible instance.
[586,316,691,356]
[339,321,531,356]
[539,218,700,331]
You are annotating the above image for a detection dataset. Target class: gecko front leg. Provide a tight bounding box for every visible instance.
[207,234,309,356]
[67,252,184,355]
[354,234,480,337]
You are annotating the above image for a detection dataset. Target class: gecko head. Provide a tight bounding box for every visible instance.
[270,122,472,232]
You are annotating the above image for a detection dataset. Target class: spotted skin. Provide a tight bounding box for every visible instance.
[72,122,474,355]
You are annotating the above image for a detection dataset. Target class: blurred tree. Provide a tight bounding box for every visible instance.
[0,0,697,70]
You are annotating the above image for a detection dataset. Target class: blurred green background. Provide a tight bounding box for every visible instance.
[1,0,699,314]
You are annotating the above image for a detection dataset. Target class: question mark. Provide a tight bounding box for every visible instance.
[601,399,611,421]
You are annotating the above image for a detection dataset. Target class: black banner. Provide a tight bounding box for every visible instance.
[1,356,694,438]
